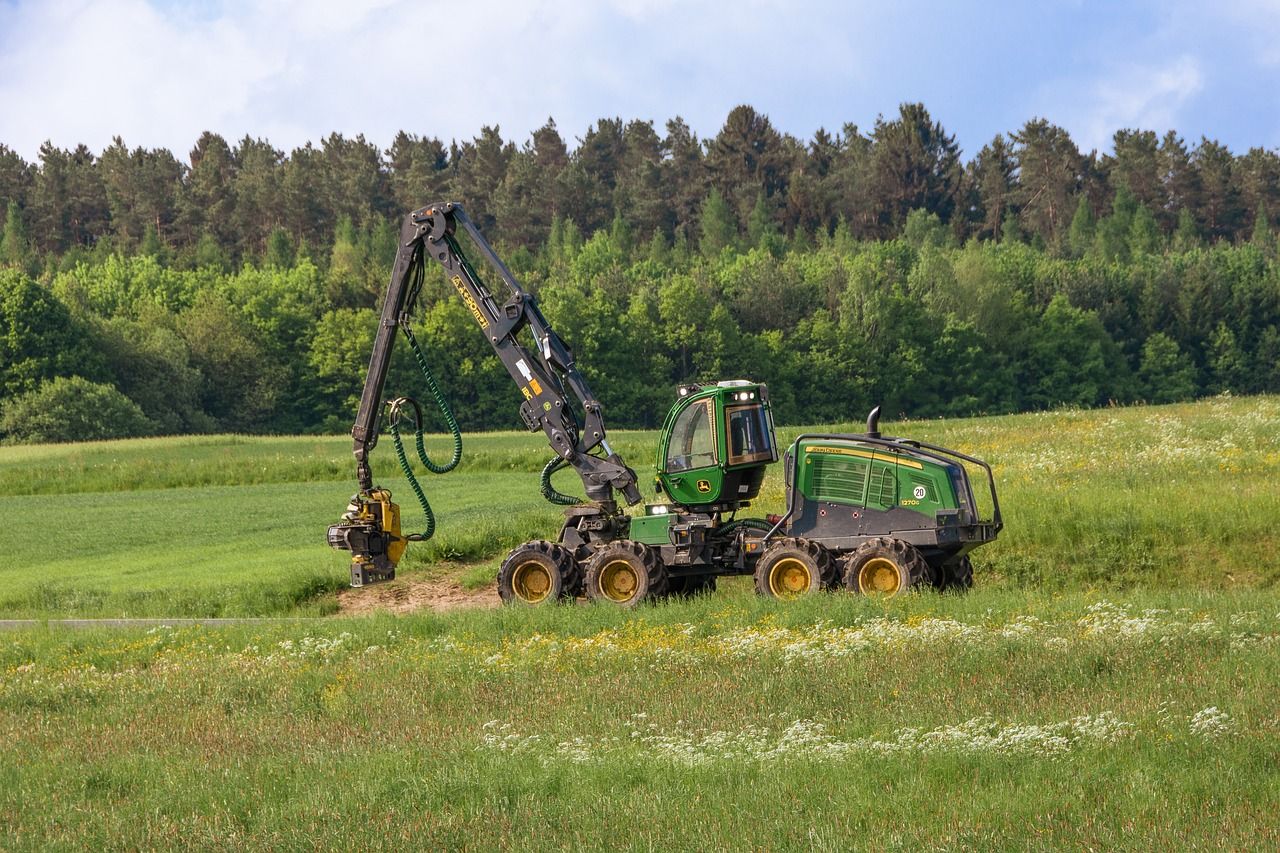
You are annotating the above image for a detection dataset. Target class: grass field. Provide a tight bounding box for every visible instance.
[2,396,1278,847]
[1,590,1277,848]
[1,395,1278,617]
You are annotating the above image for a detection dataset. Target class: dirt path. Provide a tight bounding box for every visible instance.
[337,571,498,615]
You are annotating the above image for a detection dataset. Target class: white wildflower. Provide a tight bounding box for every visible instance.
[1189,707,1236,739]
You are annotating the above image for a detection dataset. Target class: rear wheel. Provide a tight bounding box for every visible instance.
[843,538,930,597]
[754,538,835,600]
[937,555,974,592]
[497,540,577,604]
[585,541,667,607]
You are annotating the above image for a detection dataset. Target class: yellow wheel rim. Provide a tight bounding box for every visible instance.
[768,557,814,599]
[859,557,902,595]
[599,560,639,602]
[511,561,553,603]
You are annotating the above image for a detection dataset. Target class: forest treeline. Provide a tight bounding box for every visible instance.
[2,103,1279,441]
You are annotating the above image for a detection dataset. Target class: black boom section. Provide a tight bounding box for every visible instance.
[348,202,641,508]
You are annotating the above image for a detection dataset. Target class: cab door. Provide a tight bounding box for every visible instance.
[658,397,724,506]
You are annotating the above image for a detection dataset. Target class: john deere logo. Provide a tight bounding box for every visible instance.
[697,479,711,493]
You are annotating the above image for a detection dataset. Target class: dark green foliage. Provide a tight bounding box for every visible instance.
[1066,196,1095,258]
[1138,333,1198,403]
[2,108,1280,441]
[1023,295,1128,409]
[178,292,287,431]
[0,269,102,397]
[94,310,213,433]
[2,199,33,273]
[866,103,961,234]
[0,375,155,442]
[698,188,736,257]
[264,226,294,269]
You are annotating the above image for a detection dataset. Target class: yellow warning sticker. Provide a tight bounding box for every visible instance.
[529,378,543,396]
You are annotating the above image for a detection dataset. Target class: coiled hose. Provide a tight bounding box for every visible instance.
[385,324,463,541]
[540,455,582,505]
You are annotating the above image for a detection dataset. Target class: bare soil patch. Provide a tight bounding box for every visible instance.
[337,572,498,615]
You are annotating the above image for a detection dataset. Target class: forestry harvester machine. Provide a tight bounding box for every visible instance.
[328,202,1002,604]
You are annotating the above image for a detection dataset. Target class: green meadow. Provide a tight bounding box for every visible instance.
[1,394,1277,617]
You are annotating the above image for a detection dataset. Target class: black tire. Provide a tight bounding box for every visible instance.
[754,538,835,600]
[584,541,667,607]
[842,537,930,597]
[938,555,974,592]
[497,540,576,605]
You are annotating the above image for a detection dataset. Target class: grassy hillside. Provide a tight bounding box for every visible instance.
[1,590,1276,848]
[1,395,1277,617]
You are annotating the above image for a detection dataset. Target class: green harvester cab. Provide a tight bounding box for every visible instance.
[654,380,777,510]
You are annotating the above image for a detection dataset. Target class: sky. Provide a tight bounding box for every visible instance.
[1,0,1279,164]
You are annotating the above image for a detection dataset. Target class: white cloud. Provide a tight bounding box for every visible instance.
[1048,55,1204,153]
[0,0,872,162]
[0,0,284,157]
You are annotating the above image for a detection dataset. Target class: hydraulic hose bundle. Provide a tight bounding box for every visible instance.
[384,322,463,541]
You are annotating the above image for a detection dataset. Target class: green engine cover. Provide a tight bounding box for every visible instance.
[795,440,961,517]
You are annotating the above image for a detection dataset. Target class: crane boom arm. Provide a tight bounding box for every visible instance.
[350,201,641,508]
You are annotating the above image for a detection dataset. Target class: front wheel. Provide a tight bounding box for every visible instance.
[584,541,667,607]
[497,540,577,605]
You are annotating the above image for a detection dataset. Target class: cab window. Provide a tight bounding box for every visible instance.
[665,399,717,471]
[725,404,775,465]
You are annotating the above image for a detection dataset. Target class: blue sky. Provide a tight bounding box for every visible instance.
[1,0,1278,163]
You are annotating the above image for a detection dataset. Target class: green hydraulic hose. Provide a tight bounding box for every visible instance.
[385,324,463,541]
[540,455,582,506]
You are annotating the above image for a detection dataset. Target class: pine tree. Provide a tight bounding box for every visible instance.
[1138,333,1198,402]
[968,134,1017,241]
[326,216,365,306]
[2,200,32,271]
[265,226,295,269]
[866,103,961,235]
[1192,139,1242,242]
[1159,131,1201,232]
[1172,208,1201,252]
[746,192,783,255]
[608,211,634,260]
[1011,119,1084,247]
[646,229,670,265]
[1208,322,1248,392]
[1129,204,1161,256]
[1066,196,1095,257]
[1108,130,1162,214]
[1096,186,1137,261]
[139,222,164,260]
[999,211,1020,244]
[699,188,737,257]
[194,232,229,273]
[1250,206,1270,247]
[705,105,789,228]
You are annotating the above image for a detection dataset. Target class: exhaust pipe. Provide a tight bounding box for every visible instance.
[866,405,881,438]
